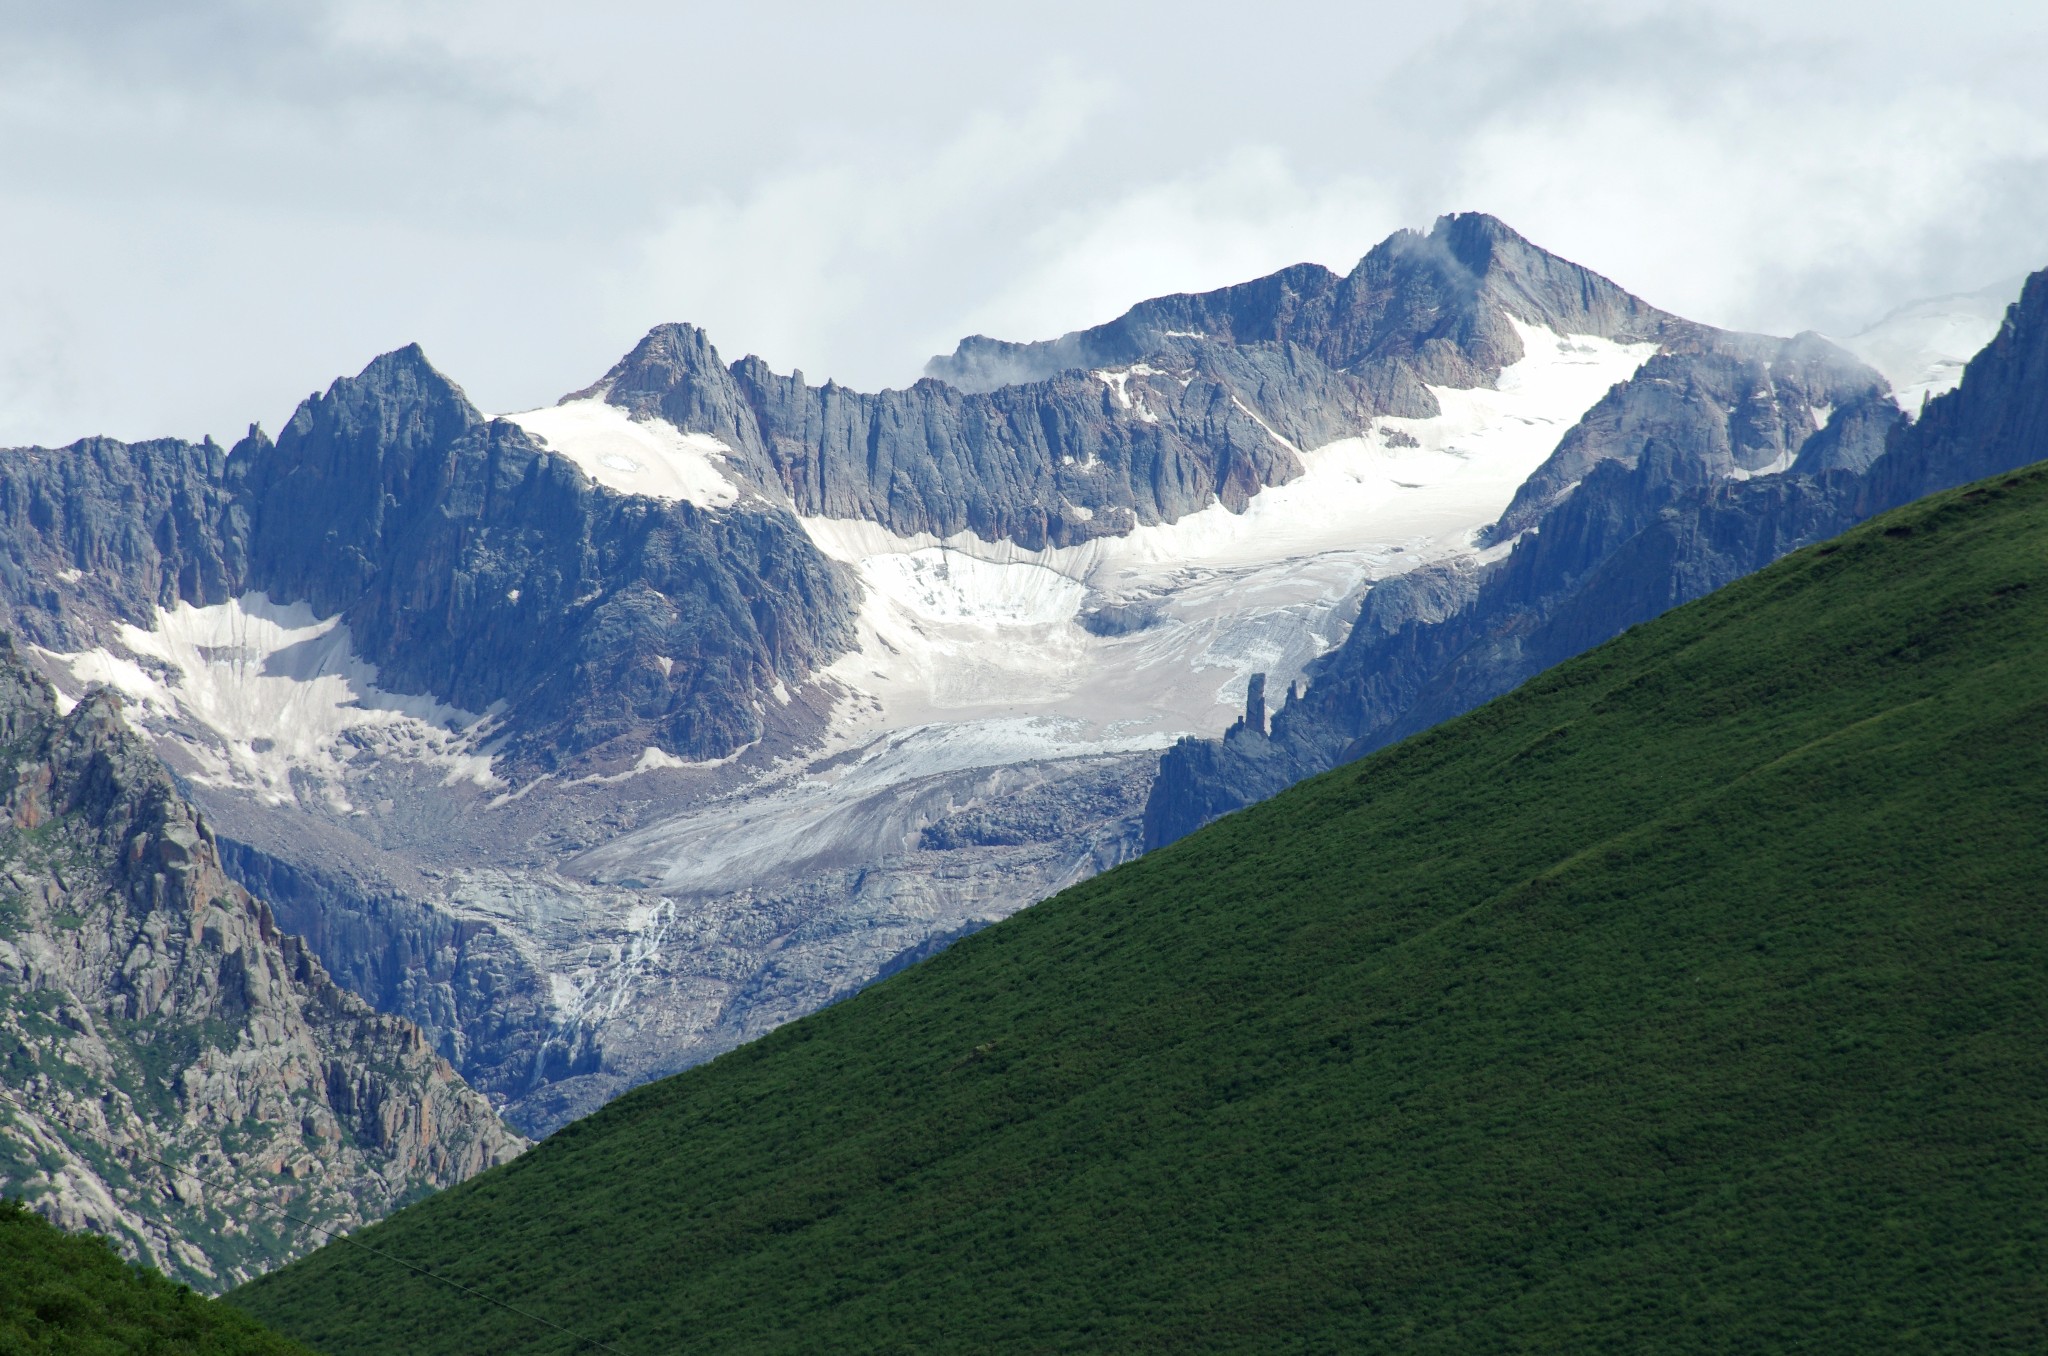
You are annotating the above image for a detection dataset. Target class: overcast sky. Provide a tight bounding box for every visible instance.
[3,0,2046,446]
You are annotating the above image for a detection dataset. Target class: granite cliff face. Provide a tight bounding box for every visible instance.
[1143,272,2048,848]
[0,640,524,1290]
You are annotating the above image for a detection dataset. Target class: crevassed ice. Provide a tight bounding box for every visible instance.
[40,595,497,810]
[500,398,741,507]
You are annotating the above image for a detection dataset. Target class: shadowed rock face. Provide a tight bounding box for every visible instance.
[0,436,246,654]
[0,638,523,1291]
[1144,272,2048,850]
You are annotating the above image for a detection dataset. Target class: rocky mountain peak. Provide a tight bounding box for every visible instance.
[921,213,1685,410]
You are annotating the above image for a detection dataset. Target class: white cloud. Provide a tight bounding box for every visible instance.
[607,73,1110,390]
[0,0,2044,444]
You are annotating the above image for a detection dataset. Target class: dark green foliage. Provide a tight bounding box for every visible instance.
[235,467,2048,1352]
[0,1200,312,1354]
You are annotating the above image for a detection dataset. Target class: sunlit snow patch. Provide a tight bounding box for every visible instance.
[40,595,498,809]
[500,397,740,507]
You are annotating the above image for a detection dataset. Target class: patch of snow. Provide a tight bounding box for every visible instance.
[56,567,84,584]
[37,595,500,809]
[1811,402,1833,429]
[1094,369,1132,409]
[1231,397,1300,454]
[1727,447,1800,481]
[500,398,741,507]
[1837,276,2023,417]
[1094,365,1167,423]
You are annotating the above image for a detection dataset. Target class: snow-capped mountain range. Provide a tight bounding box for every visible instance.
[1,214,2024,1136]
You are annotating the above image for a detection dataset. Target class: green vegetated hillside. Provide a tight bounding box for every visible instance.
[237,465,2048,1352]
[0,1199,312,1354]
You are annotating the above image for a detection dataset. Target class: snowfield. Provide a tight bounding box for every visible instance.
[800,321,1656,749]
[40,595,498,810]
[577,323,1659,899]
[500,396,742,507]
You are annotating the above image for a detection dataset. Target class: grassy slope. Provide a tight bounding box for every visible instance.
[0,1200,312,1355]
[237,466,2048,1353]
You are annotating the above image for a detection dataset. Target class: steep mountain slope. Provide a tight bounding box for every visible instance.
[11,214,1773,1133]
[0,640,523,1290]
[236,460,2048,1353]
[1143,270,2048,847]
[0,1199,312,1354]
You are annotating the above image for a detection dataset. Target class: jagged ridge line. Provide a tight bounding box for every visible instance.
[0,1086,623,1355]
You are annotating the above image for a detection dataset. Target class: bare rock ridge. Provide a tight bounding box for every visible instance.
[0,636,524,1290]
[589,213,1697,549]
[926,213,1693,398]
[1142,269,2048,848]
[0,211,1791,776]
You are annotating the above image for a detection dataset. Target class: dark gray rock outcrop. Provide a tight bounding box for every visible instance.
[0,436,246,652]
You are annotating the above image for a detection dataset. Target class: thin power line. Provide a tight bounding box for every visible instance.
[0,1085,624,1354]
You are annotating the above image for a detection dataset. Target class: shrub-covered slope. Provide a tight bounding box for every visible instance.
[0,1200,311,1354]
[237,464,2048,1351]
